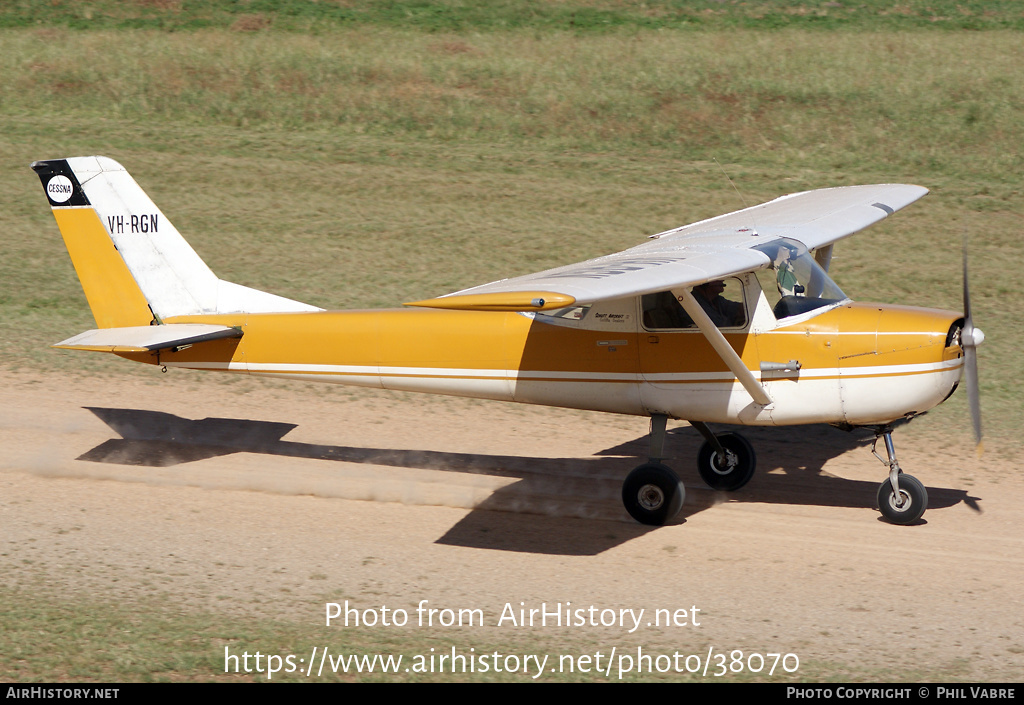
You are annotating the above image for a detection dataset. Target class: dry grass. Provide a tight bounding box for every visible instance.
[1,28,1021,179]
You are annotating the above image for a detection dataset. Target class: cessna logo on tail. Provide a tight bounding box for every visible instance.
[46,176,75,203]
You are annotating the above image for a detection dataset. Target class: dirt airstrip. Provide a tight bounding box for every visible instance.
[1,367,1022,681]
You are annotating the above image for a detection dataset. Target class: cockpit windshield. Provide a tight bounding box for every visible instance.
[753,239,848,320]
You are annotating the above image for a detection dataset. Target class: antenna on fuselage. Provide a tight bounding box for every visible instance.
[713,157,750,211]
[713,157,761,241]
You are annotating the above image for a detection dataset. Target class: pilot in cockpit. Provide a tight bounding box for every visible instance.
[691,280,745,327]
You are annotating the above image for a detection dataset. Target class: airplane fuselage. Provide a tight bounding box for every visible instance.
[141,294,963,428]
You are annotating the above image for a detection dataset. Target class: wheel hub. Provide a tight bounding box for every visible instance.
[888,490,911,512]
[637,484,665,511]
[711,450,739,475]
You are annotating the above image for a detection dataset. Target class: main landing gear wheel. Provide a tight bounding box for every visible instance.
[622,462,685,526]
[876,473,928,525]
[697,432,756,491]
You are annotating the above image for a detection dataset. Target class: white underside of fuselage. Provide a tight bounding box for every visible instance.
[169,355,963,427]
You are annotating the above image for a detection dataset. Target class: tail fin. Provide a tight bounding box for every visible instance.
[31,157,319,329]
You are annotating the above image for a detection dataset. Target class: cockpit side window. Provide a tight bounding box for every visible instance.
[641,277,747,330]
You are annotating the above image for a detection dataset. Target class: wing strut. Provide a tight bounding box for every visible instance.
[676,290,773,407]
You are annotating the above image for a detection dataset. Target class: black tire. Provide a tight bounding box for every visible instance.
[877,474,928,525]
[622,462,685,526]
[697,432,756,491]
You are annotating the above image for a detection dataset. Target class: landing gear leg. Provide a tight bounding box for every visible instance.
[872,425,928,525]
[649,413,668,463]
[621,414,685,526]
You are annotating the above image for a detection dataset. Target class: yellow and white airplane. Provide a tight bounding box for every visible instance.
[31,156,984,526]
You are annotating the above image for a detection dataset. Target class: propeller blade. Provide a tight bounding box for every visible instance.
[962,236,983,452]
[963,237,974,335]
[964,343,982,451]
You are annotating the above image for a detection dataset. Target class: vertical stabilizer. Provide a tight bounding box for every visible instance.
[31,157,319,328]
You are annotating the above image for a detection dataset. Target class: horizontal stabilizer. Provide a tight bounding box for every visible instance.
[54,324,242,353]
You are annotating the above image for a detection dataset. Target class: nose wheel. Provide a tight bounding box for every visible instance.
[876,473,928,525]
[872,426,928,525]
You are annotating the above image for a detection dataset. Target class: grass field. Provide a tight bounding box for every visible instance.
[4,0,1024,32]
[1,1,1022,681]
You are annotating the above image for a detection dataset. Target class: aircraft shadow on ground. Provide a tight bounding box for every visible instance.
[79,407,979,555]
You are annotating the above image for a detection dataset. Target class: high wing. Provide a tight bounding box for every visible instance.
[407,184,927,311]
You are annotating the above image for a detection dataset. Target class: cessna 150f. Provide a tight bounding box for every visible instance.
[31,156,984,526]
